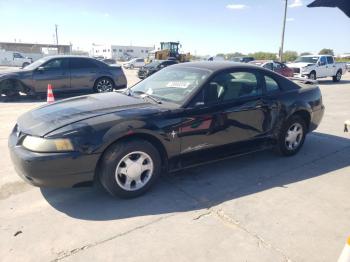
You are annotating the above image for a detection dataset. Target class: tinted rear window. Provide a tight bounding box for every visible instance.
[70,58,98,69]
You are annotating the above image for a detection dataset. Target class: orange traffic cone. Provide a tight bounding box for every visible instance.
[47,84,55,103]
[338,236,350,262]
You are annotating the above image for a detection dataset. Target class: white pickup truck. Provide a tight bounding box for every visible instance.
[0,50,32,68]
[288,55,347,82]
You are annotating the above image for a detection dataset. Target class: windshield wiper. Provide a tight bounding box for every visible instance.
[130,90,162,104]
[140,94,162,104]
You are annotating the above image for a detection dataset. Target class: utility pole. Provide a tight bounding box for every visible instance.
[279,0,288,62]
[55,24,59,54]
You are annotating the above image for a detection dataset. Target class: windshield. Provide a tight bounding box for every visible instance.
[130,67,211,105]
[145,61,161,68]
[23,57,50,69]
[294,56,319,64]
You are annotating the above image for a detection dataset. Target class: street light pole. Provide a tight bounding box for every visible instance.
[279,0,288,62]
[55,24,59,54]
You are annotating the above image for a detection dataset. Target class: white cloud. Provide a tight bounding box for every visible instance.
[287,17,295,22]
[289,0,303,8]
[226,4,248,10]
[104,13,110,17]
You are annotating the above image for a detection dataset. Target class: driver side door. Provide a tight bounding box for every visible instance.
[178,70,271,166]
[32,58,70,93]
[317,56,328,77]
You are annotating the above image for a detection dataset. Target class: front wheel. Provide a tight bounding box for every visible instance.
[275,116,306,156]
[99,139,161,198]
[332,70,342,82]
[309,71,316,80]
[94,77,114,93]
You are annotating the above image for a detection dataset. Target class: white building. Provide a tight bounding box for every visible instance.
[91,44,154,61]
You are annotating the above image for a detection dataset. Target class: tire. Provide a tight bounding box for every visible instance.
[130,64,134,69]
[274,116,307,156]
[309,71,316,80]
[93,77,114,93]
[332,70,342,82]
[1,79,20,98]
[99,139,162,198]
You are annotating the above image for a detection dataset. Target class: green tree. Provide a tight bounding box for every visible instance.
[249,52,277,60]
[226,52,244,60]
[283,51,298,62]
[300,52,312,56]
[319,48,334,56]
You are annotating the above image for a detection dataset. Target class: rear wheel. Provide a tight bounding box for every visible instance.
[99,139,161,198]
[332,70,342,82]
[94,77,114,93]
[275,116,306,156]
[309,71,316,80]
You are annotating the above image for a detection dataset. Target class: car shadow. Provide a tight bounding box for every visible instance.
[40,132,350,221]
[318,79,350,85]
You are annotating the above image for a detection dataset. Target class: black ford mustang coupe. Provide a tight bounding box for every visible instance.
[9,62,324,198]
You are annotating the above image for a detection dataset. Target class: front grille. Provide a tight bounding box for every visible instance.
[292,68,300,74]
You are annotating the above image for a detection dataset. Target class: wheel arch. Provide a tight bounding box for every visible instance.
[289,109,311,132]
[94,132,169,181]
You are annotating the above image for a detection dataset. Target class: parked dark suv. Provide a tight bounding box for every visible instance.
[138,60,178,79]
[0,55,127,97]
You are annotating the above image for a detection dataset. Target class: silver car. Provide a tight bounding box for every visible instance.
[0,55,127,97]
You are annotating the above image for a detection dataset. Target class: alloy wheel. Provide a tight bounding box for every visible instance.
[337,72,342,81]
[96,79,113,92]
[285,123,303,151]
[115,151,154,191]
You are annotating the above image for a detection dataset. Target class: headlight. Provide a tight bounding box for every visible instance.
[301,67,308,72]
[22,136,74,152]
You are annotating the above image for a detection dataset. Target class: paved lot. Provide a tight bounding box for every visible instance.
[0,70,350,262]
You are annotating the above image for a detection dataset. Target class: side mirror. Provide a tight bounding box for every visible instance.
[37,66,45,72]
[194,101,205,107]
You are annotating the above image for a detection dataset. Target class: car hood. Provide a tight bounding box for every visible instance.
[288,62,315,68]
[0,68,32,78]
[17,92,153,137]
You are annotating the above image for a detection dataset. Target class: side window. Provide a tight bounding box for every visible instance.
[263,63,273,71]
[13,53,24,58]
[42,59,66,70]
[136,59,144,62]
[326,56,334,64]
[274,63,282,70]
[320,56,327,65]
[264,75,280,93]
[205,71,261,104]
[70,58,98,69]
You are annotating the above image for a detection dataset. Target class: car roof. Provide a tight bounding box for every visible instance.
[171,61,263,71]
[41,55,94,59]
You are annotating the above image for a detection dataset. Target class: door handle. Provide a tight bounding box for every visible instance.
[256,102,277,110]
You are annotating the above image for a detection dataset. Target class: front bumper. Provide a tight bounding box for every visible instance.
[8,132,100,188]
[293,73,309,78]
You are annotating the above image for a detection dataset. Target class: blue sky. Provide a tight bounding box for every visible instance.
[0,0,349,55]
